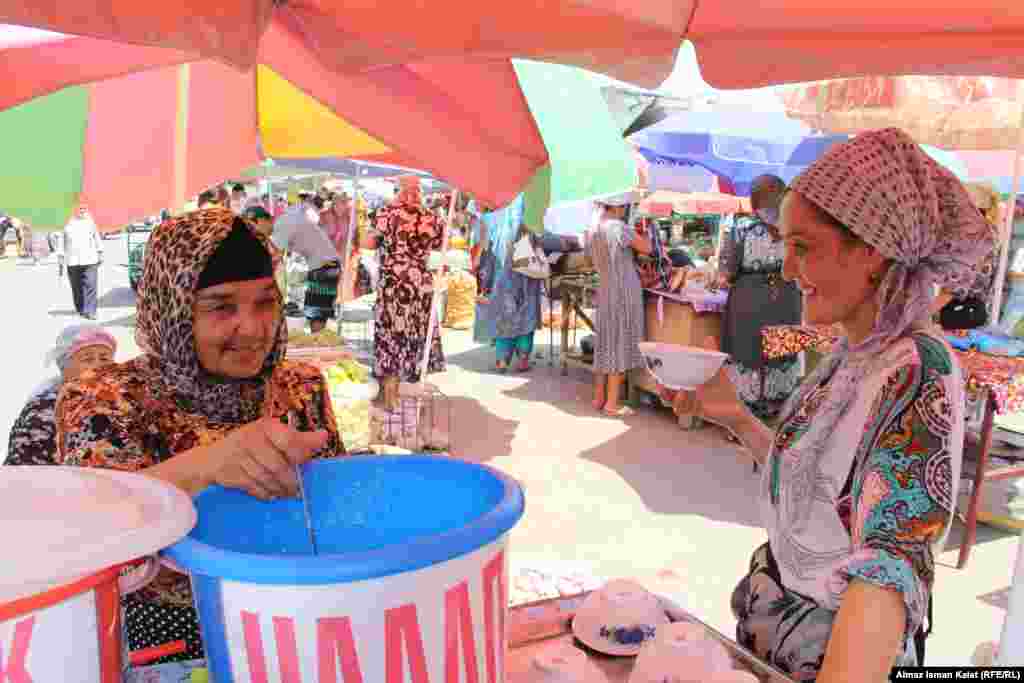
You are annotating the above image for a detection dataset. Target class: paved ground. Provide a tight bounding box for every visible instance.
[0,239,1016,666]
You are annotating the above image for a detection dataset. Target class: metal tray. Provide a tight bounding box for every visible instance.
[507,591,792,683]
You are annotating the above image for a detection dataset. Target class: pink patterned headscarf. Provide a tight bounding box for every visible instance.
[792,128,991,354]
[45,324,117,371]
[775,128,992,519]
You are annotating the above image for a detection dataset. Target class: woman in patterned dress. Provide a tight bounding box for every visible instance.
[666,130,992,680]
[368,176,445,410]
[585,198,651,417]
[719,175,803,421]
[54,208,342,663]
[5,324,116,466]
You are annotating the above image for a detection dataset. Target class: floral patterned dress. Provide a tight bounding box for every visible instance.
[5,381,61,466]
[719,216,802,419]
[732,332,961,679]
[373,200,446,382]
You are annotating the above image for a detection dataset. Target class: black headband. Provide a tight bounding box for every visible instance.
[196,219,274,291]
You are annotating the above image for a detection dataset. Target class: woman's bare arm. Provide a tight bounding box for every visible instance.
[817,579,906,683]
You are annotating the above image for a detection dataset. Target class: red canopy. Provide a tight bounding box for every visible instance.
[4,1,1024,209]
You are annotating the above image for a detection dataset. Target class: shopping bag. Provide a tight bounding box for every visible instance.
[511,234,550,279]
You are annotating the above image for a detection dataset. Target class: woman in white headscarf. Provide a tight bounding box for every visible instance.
[5,324,117,466]
[664,129,992,680]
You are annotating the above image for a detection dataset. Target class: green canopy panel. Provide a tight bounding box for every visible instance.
[0,87,88,229]
[514,60,636,232]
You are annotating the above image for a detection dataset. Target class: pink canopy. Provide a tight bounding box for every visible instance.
[6,2,1024,94]
[780,76,1024,150]
[4,1,1024,215]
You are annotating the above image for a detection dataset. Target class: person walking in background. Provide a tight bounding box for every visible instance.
[230,184,247,214]
[272,196,340,333]
[63,203,103,320]
[17,221,40,264]
[479,222,543,373]
[48,229,65,278]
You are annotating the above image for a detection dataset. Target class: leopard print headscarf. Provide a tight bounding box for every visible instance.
[135,208,286,423]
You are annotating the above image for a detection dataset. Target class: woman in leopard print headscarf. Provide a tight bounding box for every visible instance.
[55,207,343,663]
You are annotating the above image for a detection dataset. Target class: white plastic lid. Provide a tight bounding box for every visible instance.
[0,467,196,603]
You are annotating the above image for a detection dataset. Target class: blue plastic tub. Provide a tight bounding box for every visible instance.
[162,455,525,682]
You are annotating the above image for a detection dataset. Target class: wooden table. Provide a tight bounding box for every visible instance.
[762,325,1024,569]
[130,590,790,683]
[552,273,598,376]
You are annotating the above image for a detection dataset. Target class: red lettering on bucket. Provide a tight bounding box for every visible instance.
[444,581,479,683]
[233,546,510,682]
[274,617,302,683]
[318,617,364,683]
[482,551,506,683]
[242,610,270,683]
[385,604,429,683]
[0,617,34,683]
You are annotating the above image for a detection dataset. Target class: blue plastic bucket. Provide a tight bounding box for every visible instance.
[162,455,525,683]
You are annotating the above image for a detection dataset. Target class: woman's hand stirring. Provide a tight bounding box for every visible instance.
[148,417,328,500]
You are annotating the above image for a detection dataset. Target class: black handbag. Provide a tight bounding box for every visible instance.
[476,248,497,297]
[307,261,341,283]
[939,296,988,330]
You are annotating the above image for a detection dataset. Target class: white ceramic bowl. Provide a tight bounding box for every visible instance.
[572,579,670,656]
[629,622,734,683]
[705,672,760,683]
[638,342,728,391]
[529,643,606,683]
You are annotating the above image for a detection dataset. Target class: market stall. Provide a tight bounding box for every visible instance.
[624,193,750,424]
[762,324,1024,569]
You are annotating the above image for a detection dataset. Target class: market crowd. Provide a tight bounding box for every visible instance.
[0,129,1008,681]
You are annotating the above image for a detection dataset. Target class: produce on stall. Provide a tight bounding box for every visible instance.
[626,198,729,419]
[322,358,376,451]
[287,328,346,348]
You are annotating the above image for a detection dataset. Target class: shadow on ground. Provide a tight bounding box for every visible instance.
[939,520,1016,570]
[446,395,518,463]
[100,312,138,328]
[98,286,136,308]
[444,340,763,528]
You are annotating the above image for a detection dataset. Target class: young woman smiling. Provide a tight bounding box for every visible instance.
[665,129,993,681]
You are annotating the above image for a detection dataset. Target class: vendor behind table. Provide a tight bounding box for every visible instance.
[53,209,343,663]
